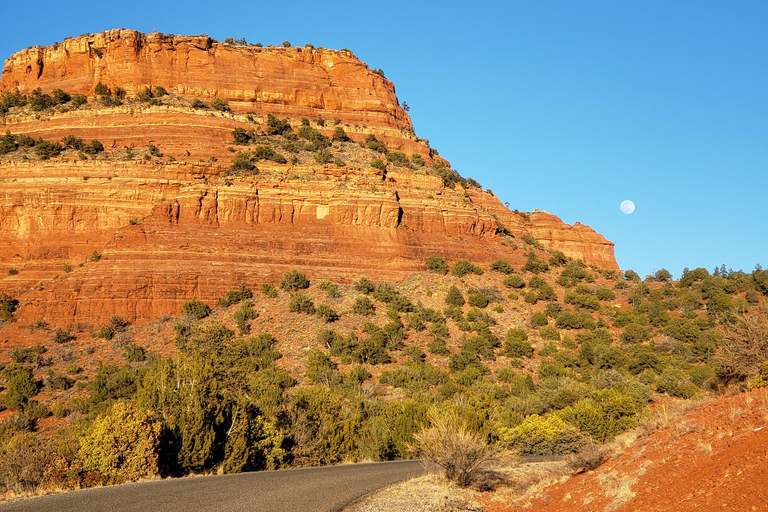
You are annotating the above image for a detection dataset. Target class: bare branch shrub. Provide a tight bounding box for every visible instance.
[413,407,494,487]
[716,306,768,383]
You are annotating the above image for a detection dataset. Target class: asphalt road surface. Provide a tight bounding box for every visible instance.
[0,460,428,512]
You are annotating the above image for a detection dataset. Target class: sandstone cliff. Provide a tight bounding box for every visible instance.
[0,30,618,326]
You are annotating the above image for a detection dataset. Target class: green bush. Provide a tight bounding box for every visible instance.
[281,270,310,291]
[352,297,375,316]
[211,98,230,111]
[289,293,315,314]
[181,299,211,319]
[124,343,146,362]
[34,139,63,160]
[78,401,162,485]
[503,274,526,289]
[656,367,698,398]
[523,252,549,274]
[365,134,387,153]
[261,283,278,298]
[426,256,449,275]
[499,414,586,455]
[445,286,465,307]
[1,363,38,410]
[52,328,74,344]
[619,323,651,344]
[332,127,349,141]
[467,291,489,308]
[531,312,548,327]
[316,305,339,323]
[370,158,386,170]
[491,259,513,274]
[218,284,253,308]
[540,326,561,341]
[505,337,534,359]
[451,259,483,277]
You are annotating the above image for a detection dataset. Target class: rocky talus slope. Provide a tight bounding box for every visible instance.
[0,30,617,325]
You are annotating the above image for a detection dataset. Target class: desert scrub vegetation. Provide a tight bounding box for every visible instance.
[2,261,767,497]
[414,407,494,487]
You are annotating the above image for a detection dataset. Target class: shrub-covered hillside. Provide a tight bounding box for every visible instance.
[1,251,766,495]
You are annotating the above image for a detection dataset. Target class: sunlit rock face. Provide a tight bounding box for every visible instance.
[0,30,617,326]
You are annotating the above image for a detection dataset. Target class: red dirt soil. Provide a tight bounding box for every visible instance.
[482,386,768,512]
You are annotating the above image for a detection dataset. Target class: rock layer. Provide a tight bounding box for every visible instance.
[0,30,618,326]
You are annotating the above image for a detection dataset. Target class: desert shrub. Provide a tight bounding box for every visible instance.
[352,297,375,316]
[233,302,258,334]
[555,310,594,330]
[522,252,549,274]
[548,250,568,267]
[316,305,339,323]
[52,328,74,344]
[288,293,315,314]
[505,337,534,359]
[750,361,768,389]
[688,364,715,387]
[123,343,146,363]
[9,345,45,364]
[231,128,251,145]
[229,151,257,174]
[181,299,211,320]
[29,88,54,111]
[353,277,376,294]
[624,270,640,282]
[656,367,698,398]
[219,284,253,307]
[34,139,63,160]
[413,407,493,487]
[531,312,548,327]
[261,283,278,298]
[266,114,293,136]
[426,256,449,275]
[411,154,424,166]
[595,287,616,301]
[451,259,483,277]
[332,126,349,141]
[445,286,465,307]
[499,414,586,455]
[190,98,208,109]
[281,270,310,291]
[503,274,526,289]
[365,134,388,153]
[564,290,600,311]
[314,150,333,164]
[540,326,561,341]
[387,151,410,167]
[1,364,38,410]
[316,280,342,299]
[467,291,489,308]
[563,389,639,442]
[716,309,768,383]
[427,339,450,356]
[490,259,513,274]
[78,401,162,485]
[211,98,230,111]
[370,158,386,170]
[619,323,651,344]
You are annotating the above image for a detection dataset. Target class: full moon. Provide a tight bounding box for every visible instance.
[620,200,635,215]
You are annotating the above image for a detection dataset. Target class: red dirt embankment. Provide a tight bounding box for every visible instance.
[484,387,768,512]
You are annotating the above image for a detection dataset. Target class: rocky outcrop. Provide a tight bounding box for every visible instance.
[0,30,617,326]
[1,29,411,132]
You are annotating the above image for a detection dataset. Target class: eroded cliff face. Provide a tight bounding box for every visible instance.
[0,30,617,326]
[1,29,411,132]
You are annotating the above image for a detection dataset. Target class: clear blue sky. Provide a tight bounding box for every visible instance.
[1,1,765,278]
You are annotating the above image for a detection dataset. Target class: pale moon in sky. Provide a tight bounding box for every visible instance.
[620,200,635,214]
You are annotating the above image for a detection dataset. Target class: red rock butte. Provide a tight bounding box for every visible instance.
[0,29,617,325]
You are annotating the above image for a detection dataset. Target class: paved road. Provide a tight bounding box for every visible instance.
[0,461,428,512]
